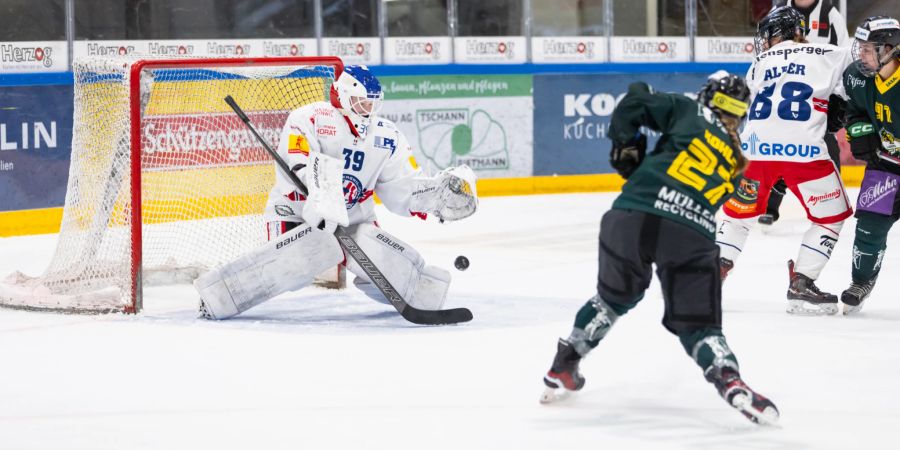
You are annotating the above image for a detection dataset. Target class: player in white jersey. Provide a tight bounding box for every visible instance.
[716,6,854,315]
[193,65,479,320]
[761,0,850,226]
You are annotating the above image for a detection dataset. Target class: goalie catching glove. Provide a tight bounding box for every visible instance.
[408,165,478,222]
[610,133,647,179]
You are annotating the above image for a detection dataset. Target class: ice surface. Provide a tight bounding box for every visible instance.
[1,190,897,450]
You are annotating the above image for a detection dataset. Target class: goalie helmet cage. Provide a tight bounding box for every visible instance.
[0,56,344,314]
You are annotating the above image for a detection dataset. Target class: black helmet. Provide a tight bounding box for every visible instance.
[851,16,900,77]
[698,71,751,119]
[755,6,808,54]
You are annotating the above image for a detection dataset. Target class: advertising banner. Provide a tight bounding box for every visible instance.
[384,37,452,65]
[531,36,608,63]
[610,36,690,62]
[0,84,74,211]
[322,38,381,65]
[380,74,533,178]
[72,38,318,59]
[453,37,527,64]
[141,111,284,170]
[694,36,756,62]
[533,72,708,176]
[0,41,68,73]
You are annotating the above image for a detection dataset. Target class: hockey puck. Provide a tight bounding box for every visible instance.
[454,255,470,271]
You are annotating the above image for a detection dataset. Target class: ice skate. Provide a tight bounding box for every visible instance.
[841,278,877,315]
[786,260,838,315]
[707,366,780,426]
[757,213,776,226]
[541,339,585,404]
[719,258,734,282]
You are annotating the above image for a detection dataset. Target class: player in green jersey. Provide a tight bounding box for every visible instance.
[841,16,900,313]
[539,72,779,425]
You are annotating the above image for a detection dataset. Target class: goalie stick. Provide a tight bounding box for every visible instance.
[224,95,473,325]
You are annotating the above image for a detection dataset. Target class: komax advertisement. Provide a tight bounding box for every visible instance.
[532,72,709,176]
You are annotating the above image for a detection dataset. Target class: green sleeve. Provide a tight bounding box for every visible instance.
[608,82,677,144]
[842,65,871,123]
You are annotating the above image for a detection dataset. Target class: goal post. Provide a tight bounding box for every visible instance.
[0,56,345,314]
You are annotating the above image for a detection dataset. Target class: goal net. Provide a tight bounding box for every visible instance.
[0,56,344,313]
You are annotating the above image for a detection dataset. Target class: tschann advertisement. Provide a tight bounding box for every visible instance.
[694,37,755,62]
[379,75,532,178]
[384,37,452,65]
[532,72,709,175]
[610,36,689,62]
[72,39,318,58]
[0,41,68,73]
[453,37,527,64]
[531,37,607,63]
[0,84,74,211]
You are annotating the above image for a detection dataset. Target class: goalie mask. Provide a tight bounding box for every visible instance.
[754,6,808,55]
[698,70,750,120]
[330,65,384,136]
[851,16,900,77]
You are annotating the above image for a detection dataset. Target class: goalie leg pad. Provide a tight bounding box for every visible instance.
[411,265,451,311]
[194,225,344,319]
[344,224,450,311]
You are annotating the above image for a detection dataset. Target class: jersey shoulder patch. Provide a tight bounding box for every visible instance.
[372,134,400,155]
[374,117,398,131]
[844,64,869,92]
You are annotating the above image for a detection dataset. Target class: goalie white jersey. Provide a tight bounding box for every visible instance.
[264,101,424,226]
[741,41,853,162]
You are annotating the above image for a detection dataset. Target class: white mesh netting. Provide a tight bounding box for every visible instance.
[0,56,338,313]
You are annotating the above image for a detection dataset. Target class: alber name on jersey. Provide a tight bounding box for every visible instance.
[763,63,807,81]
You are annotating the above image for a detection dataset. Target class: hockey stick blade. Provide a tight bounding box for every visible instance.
[224,95,473,326]
[401,305,473,325]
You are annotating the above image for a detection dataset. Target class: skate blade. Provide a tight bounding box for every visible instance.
[786,300,838,316]
[732,394,781,427]
[539,386,571,404]
[842,302,865,315]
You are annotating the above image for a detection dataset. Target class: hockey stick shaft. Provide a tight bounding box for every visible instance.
[224,95,471,325]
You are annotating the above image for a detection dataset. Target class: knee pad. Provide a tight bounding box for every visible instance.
[795,221,843,279]
[715,217,755,262]
[344,224,451,311]
[194,226,344,319]
[661,261,722,334]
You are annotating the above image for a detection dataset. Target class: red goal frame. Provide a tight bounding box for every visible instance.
[125,56,344,313]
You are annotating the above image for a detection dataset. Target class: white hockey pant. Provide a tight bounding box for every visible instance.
[345,223,451,311]
[193,225,344,319]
